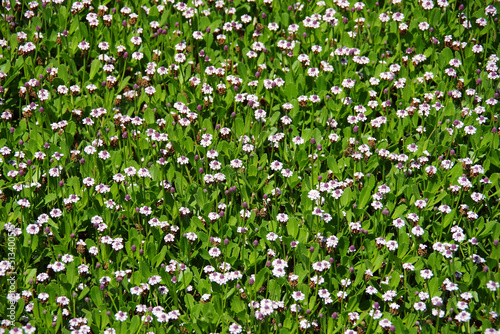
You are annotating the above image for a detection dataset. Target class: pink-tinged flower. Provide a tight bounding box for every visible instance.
[414,199,427,209]
[78,41,90,50]
[292,136,304,145]
[420,269,433,279]
[138,168,151,178]
[421,0,434,10]
[272,267,286,278]
[98,151,110,160]
[455,311,471,322]
[464,125,476,135]
[310,95,320,103]
[139,206,152,215]
[308,190,321,200]
[412,226,425,237]
[392,218,404,229]
[95,184,111,194]
[26,224,40,235]
[276,213,289,223]
[486,280,499,291]
[331,189,343,199]
[83,177,95,187]
[50,209,62,218]
[403,263,415,271]
[51,261,65,272]
[115,311,128,322]
[17,199,31,208]
[342,78,356,89]
[270,160,283,171]
[174,53,186,63]
[281,168,293,178]
[38,89,50,101]
[371,201,383,210]
[176,156,189,165]
[209,247,221,258]
[386,240,398,251]
[148,275,162,285]
[292,291,305,301]
[414,302,426,311]
[229,323,242,334]
[130,36,142,46]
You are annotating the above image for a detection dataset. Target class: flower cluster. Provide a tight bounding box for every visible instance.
[0,0,499,333]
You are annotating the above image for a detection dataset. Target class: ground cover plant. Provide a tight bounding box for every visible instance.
[0,0,500,332]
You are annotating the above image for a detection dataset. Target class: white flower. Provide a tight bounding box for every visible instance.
[209,247,221,258]
[292,291,305,301]
[115,311,128,322]
[229,323,242,334]
[486,280,499,291]
[414,302,426,311]
[26,224,40,235]
[308,190,321,200]
[455,311,471,322]
[276,213,289,223]
[177,156,189,165]
[270,160,283,171]
[420,269,433,279]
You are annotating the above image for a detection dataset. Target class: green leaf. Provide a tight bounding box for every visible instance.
[90,286,103,307]
[287,216,299,239]
[177,270,193,290]
[184,294,196,310]
[296,149,308,170]
[254,268,269,292]
[144,108,155,125]
[140,260,151,278]
[358,176,375,208]
[129,315,140,333]
[340,187,352,207]
[55,307,62,333]
[154,246,168,267]
[285,81,297,99]
[230,295,245,313]
[117,76,131,93]
[398,231,410,258]
[89,59,101,80]
[327,156,340,175]
[45,193,57,204]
